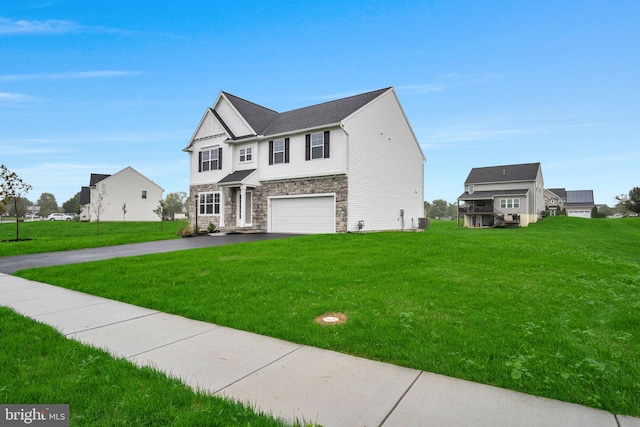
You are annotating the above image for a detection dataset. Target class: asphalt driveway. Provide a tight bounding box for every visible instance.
[0,233,300,274]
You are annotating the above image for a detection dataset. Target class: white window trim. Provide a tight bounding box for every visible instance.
[311,132,324,159]
[198,191,221,216]
[273,139,285,164]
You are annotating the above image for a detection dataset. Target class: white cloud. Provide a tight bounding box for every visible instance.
[0,17,79,34]
[0,92,43,102]
[0,70,141,82]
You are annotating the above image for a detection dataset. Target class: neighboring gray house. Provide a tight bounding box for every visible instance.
[457,162,545,228]
[544,188,566,216]
[565,190,595,218]
[183,87,426,233]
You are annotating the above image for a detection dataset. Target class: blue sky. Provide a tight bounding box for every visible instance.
[1,1,638,206]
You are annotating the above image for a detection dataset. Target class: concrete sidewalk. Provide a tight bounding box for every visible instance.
[1,273,638,427]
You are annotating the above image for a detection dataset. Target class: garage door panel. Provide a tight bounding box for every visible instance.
[270,196,335,233]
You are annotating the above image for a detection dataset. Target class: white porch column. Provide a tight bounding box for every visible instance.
[239,185,247,227]
[219,188,225,227]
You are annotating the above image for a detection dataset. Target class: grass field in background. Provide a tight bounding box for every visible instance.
[0,307,292,426]
[12,217,640,416]
[0,220,186,256]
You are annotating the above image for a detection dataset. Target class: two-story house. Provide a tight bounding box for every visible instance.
[544,188,566,216]
[457,162,545,227]
[183,87,426,233]
[79,166,164,222]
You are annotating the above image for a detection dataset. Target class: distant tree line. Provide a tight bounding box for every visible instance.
[424,199,458,219]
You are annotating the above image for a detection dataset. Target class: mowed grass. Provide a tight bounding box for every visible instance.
[0,220,186,256]
[14,217,640,416]
[0,307,292,426]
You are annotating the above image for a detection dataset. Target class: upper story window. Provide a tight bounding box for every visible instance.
[199,147,222,172]
[141,190,147,199]
[468,184,474,194]
[269,138,290,165]
[305,131,330,160]
[239,147,252,162]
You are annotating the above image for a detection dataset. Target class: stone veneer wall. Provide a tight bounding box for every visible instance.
[189,175,348,233]
[188,183,221,231]
[254,175,348,233]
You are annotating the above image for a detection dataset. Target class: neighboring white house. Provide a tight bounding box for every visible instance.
[457,162,545,227]
[183,87,426,233]
[79,166,164,222]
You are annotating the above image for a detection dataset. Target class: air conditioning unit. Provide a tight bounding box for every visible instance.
[418,217,429,229]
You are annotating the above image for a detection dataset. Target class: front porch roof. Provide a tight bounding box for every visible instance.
[458,188,529,201]
[218,169,257,187]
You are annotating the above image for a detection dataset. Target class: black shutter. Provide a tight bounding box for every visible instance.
[284,138,290,163]
[305,134,311,161]
[218,147,223,170]
[269,141,274,165]
[324,131,330,158]
[198,151,202,172]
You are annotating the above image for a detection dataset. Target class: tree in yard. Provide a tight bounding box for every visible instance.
[36,192,60,217]
[429,199,450,218]
[615,187,640,215]
[62,191,81,214]
[0,164,33,241]
[91,183,109,235]
[164,191,187,219]
[153,199,168,230]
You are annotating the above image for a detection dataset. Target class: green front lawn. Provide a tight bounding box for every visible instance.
[13,217,640,416]
[0,220,186,256]
[0,307,292,426]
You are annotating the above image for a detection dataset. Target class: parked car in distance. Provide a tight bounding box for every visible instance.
[47,213,72,221]
[66,213,79,221]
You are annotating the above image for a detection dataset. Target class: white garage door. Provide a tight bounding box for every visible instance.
[568,210,591,218]
[270,196,335,233]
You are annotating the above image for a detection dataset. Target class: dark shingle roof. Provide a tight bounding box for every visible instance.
[223,88,391,138]
[218,169,256,185]
[89,174,110,186]
[458,189,530,200]
[222,92,279,135]
[464,162,540,184]
[79,186,90,205]
[566,190,594,205]
[547,188,566,198]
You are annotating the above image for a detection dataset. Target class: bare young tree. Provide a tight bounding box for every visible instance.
[153,199,168,231]
[0,165,33,241]
[91,183,109,234]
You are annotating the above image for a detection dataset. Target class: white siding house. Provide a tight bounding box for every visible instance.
[80,166,164,222]
[183,87,426,233]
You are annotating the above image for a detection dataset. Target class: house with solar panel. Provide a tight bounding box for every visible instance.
[183,88,426,233]
[457,162,546,228]
[564,190,595,218]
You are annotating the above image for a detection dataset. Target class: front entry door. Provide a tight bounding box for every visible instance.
[237,191,253,226]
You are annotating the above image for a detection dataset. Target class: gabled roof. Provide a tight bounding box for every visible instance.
[566,190,594,205]
[218,169,256,185]
[259,88,391,137]
[547,188,566,198]
[79,186,90,205]
[90,174,110,186]
[192,87,392,145]
[464,162,541,184]
[222,92,279,135]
